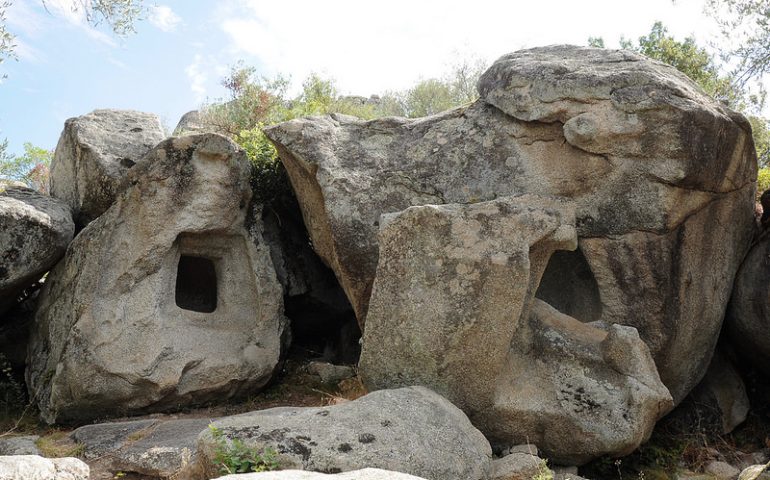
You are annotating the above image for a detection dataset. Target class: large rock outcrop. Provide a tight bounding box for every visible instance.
[726,232,770,376]
[196,387,492,480]
[359,196,672,464]
[50,109,166,227]
[0,186,74,314]
[265,45,756,405]
[265,46,756,462]
[27,134,286,424]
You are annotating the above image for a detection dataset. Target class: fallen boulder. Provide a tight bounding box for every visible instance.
[0,186,74,315]
[196,386,492,480]
[27,134,286,423]
[50,109,166,227]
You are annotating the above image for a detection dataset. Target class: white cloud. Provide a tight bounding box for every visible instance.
[185,54,208,102]
[23,0,117,47]
[218,0,718,96]
[149,5,182,33]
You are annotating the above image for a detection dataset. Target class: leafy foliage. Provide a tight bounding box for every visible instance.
[757,166,770,197]
[0,142,53,193]
[208,424,279,475]
[707,0,770,88]
[618,22,747,108]
[42,0,145,34]
[0,1,15,75]
[199,58,487,205]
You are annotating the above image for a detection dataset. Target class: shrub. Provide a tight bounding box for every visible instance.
[758,167,770,199]
[208,424,279,475]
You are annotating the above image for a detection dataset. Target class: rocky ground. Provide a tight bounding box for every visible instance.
[1,348,768,479]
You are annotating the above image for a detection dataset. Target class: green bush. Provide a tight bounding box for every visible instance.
[199,60,486,205]
[758,167,770,198]
[208,424,279,475]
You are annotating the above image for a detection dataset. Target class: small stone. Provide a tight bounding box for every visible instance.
[739,462,770,480]
[507,444,539,456]
[306,361,356,384]
[490,453,546,480]
[553,466,580,476]
[706,460,740,480]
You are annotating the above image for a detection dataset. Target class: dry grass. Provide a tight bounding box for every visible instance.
[35,430,84,458]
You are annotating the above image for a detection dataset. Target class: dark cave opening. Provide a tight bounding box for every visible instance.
[535,247,602,323]
[175,255,218,313]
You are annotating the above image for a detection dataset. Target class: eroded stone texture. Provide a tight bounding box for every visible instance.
[73,417,210,478]
[27,134,286,424]
[0,186,74,314]
[265,45,756,407]
[726,232,770,376]
[195,387,492,480]
[359,197,672,464]
[213,469,429,480]
[50,109,166,227]
[0,455,89,480]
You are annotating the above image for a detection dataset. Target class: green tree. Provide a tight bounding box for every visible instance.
[402,78,456,117]
[619,22,741,107]
[706,0,770,88]
[199,57,488,204]
[0,142,53,193]
[587,36,605,48]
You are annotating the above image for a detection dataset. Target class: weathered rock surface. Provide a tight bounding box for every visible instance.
[726,232,770,376]
[73,417,210,478]
[740,462,770,480]
[266,45,755,409]
[28,134,286,423]
[0,436,41,456]
[174,110,208,135]
[490,452,546,480]
[50,109,166,226]
[213,469,428,479]
[196,387,492,480]
[359,196,672,464]
[706,461,741,480]
[686,346,749,434]
[0,186,74,314]
[0,455,89,480]
[306,361,356,384]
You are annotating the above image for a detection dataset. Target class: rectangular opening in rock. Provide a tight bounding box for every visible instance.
[175,255,217,313]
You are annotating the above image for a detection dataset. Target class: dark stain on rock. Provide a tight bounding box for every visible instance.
[338,443,352,453]
[358,433,375,444]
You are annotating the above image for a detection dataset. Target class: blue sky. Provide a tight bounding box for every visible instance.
[0,0,722,156]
